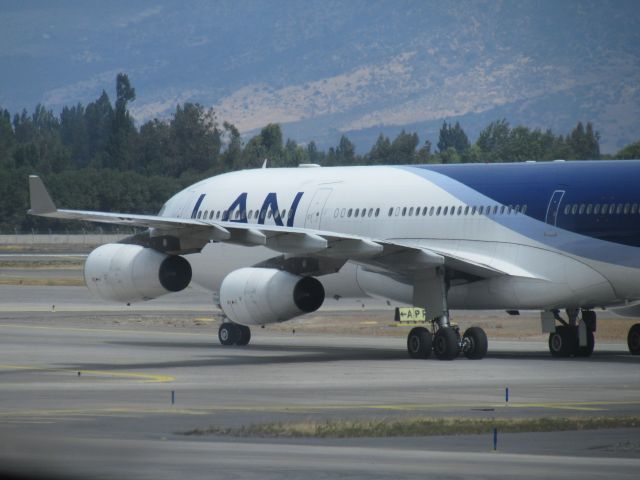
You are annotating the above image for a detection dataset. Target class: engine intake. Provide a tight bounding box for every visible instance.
[84,243,191,303]
[219,268,325,325]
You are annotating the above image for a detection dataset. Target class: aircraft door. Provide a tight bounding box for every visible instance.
[304,188,333,230]
[545,189,565,230]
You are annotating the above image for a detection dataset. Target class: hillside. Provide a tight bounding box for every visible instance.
[1,0,639,152]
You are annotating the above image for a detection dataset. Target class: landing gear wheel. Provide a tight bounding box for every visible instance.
[407,327,432,359]
[462,327,488,360]
[433,327,459,360]
[628,323,640,355]
[548,326,576,357]
[575,329,594,357]
[218,323,239,346]
[236,325,252,346]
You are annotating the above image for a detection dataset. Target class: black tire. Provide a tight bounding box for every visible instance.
[236,325,252,346]
[433,327,459,360]
[628,323,640,355]
[575,329,595,357]
[548,326,576,357]
[463,327,488,360]
[218,323,239,346]
[407,327,432,359]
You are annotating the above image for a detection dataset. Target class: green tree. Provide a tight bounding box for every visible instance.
[389,130,419,164]
[437,121,469,154]
[108,73,137,170]
[334,135,356,165]
[60,104,89,168]
[84,91,114,167]
[171,103,221,175]
[614,140,640,159]
[366,133,391,164]
[0,108,15,167]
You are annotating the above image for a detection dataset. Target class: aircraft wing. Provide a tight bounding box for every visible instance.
[28,175,539,281]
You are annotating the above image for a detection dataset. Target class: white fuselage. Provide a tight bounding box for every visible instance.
[158,165,640,312]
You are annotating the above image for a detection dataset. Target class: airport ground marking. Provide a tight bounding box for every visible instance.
[0,364,175,383]
[0,323,207,337]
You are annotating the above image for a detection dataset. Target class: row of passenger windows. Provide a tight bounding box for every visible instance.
[564,203,640,216]
[331,204,526,219]
[196,204,529,221]
[196,209,291,221]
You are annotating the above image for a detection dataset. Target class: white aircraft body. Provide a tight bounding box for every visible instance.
[28,160,640,359]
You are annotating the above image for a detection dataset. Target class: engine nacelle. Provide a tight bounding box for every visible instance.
[219,268,325,325]
[84,243,192,303]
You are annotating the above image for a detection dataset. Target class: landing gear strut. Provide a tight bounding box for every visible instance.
[218,322,251,346]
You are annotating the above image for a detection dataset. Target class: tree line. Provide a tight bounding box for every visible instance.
[1,73,639,232]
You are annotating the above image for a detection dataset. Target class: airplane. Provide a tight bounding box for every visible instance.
[28,159,640,360]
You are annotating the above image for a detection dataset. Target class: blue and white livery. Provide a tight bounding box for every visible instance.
[28,160,640,359]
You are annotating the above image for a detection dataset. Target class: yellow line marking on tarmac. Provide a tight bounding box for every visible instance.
[0,400,637,420]
[0,323,204,337]
[0,364,174,383]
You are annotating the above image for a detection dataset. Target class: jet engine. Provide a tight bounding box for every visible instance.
[219,268,325,325]
[84,243,192,303]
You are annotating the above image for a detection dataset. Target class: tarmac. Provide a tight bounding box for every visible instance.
[1,283,639,479]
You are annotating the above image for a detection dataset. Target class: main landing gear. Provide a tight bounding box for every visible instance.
[218,322,251,346]
[628,323,640,355]
[408,267,488,360]
[406,319,488,361]
[546,309,595,358]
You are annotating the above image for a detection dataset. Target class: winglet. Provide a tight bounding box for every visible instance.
[28,175,57,215]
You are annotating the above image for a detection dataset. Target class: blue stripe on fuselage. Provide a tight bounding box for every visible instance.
[397,160,640,267]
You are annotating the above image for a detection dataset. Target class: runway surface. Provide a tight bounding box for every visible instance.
[1,285,639,479]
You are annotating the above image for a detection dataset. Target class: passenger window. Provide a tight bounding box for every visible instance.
[267,210,273,219]
[564,205,571,215]
[464,206,469,215]
[375,208,380,217]
[451,206,456,215]
[409,207,414,216]
[624,204,630,214]
[471,206,476,215]
[478,206,484,215]
[361,209,366,218]
[594,204,600,215]
[354,208,360,217]
[521,205,527,215]
[436,207,442,216]
[422,207,428,216]
[571,205,577,215]
[348,208,353,218]
[197,211,202,219]
[388,207,393,216]
[341,208,346,218]
[443,206,448,215]
[395,207,400,216]
[500,205,506,214]
[334,209,339,218]
[586,204,593,215]
[402,207,407,216]
[429,207,434,216]
[616,204,623,214]
[632,204,638,214]
[579,204,585,215]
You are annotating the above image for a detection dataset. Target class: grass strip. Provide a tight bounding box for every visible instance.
[183,416,640,438]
